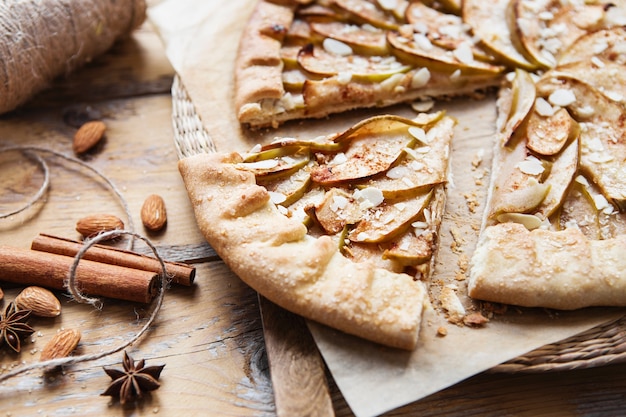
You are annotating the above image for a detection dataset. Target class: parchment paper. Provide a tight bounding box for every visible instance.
[148,2,625,415]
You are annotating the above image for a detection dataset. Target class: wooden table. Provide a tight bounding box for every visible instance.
[2,22,626,417]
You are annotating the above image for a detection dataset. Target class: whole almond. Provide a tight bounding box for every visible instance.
[40,329,81,361]
[73,120,106,154]
[76,214,124,239]
[15,286,61,317]
[141,194,167,232]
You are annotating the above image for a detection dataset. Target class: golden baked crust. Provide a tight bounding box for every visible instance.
[179,152,429,350]
[469,223,626,310]
[469,27,626,310]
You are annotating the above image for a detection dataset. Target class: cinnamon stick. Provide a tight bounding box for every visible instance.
[0,246,158,304]
[31,233,195,286]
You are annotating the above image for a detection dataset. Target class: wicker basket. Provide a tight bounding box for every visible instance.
[169,74,626,374]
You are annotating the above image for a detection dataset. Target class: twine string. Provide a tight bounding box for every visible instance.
[0,145,135,251]
[0,145,165,382]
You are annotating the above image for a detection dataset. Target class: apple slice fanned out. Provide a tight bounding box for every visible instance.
[497,68,536,146]
[488,135,551,220]
[533,135,580,219]
[348,189,433,243]
[309,21,389,56]
[310,115,427,184]
[297,43,411,81]
[463,0,537,70]
[404,2,494,63]
[238,149,311,180]
[331,0,401,30]
[362,114,453,198]
[548,60,626,106]
[557,27,626,66]
[258,161,314,207]
[313,187,367,234]
[387,30,505,76]
[508,0,604,69]
[526,106,579,156]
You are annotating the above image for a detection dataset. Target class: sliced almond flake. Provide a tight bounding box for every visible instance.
[394,202,407,211]
[538,11,554,20]
[356,187,384,208]
[516,156,545,175]
[409,160,425,171]
[413,33,433,50]
[605,6,626,26]
[331,195,349,212]
[403,147,419,160]
[412,22,428,34]
[592,193,610,211]
[277,205,289,216]
[329,152,348,166]
[534,97,556,117]
[548,88,576,107]
[337,71,353,85]
[412,221,428,229]
[588,153,614,164]
[382,214,395,224]
[323,38,353,56]
[244,159,279,169]
[586,136,604,152]
[381,73,404,92]
[574,175,589,186]
[453,42,474,65]
[399,241,410,251]
[386,165,410,179]
[378,0,398,10]
[426,127,439,144]
[411,67,431,88]
[356,232,370,240]
[439,24,463,39]
[248,143,262,154]
[408,126,427,142]
[591,56,605,68]
[281,156,297,164]
[268,191,287,205]
[411,99,434,113]
[604,90,624,102]
[577,106,595,118]
[450,69,461,81]
[592,40,609,54]
[402,177,416,187]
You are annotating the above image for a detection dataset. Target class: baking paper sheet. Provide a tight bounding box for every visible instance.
[148,1,625,415]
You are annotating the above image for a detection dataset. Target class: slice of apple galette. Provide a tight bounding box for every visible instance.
[469,28,626,310]
[179,112,454,349]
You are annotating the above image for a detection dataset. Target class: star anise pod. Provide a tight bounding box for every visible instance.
[101,351,165,404]
[0,302,35,353]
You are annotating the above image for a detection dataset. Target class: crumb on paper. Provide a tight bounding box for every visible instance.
[440,284,465,325]
[463,312,490,327]
[471,149,485,169]
[482,302,508,319]
[463,191,480,213]
[449,226,465,252]
[436,326,448,337]
[454,271,466,281]
[457,253,469,273]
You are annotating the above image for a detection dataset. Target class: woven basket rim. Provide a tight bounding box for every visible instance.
[169,74,626,374]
